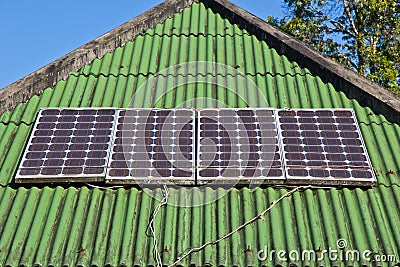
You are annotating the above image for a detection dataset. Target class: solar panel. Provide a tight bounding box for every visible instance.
[16,109,116,183]
[277,109,376,186]
[197,109,284,184]
[16,107,376,187]
[106,109,195,184]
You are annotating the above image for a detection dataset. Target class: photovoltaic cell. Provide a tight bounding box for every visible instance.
[16,109,116,182]
[197,109,284,184]
[106,109,195,184]
[278,109,376,185]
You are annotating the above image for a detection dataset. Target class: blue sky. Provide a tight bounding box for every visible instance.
[0,1,285,89]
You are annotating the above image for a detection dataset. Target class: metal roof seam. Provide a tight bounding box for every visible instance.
[141,32,252,38]
[66,72,317,79]
[0,121,34,127]
[358,121,394,126]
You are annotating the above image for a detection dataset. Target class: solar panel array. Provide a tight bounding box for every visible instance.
[277,109,375,185]
[197,109,284,184]
[107,109,195,184]
[16,109,116,182]
[16,108,376,186]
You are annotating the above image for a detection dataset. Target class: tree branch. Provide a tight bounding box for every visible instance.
[342,0,359,36]
[308,3,357,39]
[341,54,358,69]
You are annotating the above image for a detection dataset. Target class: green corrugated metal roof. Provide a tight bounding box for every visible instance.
[0,2,399,266]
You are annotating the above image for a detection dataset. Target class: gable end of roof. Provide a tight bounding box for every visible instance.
[1,0,400,123]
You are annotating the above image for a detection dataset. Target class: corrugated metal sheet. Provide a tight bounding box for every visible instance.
[0,2,399,266]
[0,186,399,267]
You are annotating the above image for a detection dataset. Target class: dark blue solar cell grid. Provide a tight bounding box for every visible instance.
[106,109,195,184]
[277,109,376,185]
[16,109,116,182]
[198,109,284,184]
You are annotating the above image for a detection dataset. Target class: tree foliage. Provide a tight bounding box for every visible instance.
[270,0,400,92]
